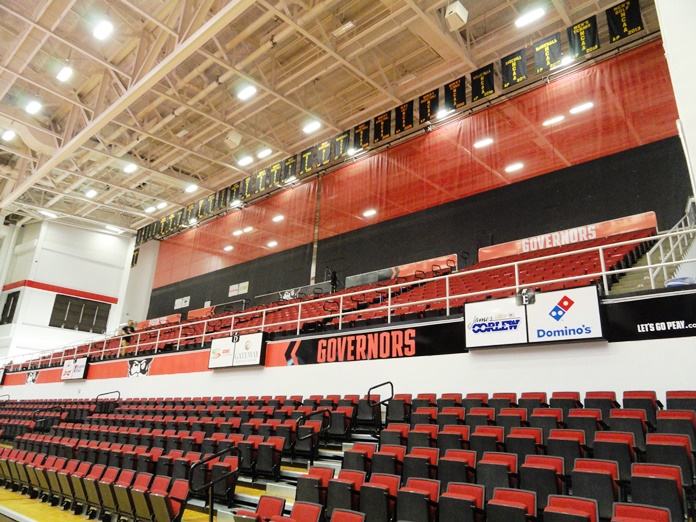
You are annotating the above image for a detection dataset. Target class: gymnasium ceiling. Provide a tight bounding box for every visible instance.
[0,0,661,236]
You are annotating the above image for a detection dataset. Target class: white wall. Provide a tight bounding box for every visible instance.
[122,240,160,324]
[4,336,694,404]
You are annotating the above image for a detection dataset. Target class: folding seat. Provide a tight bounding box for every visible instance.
[84,465,118,519]
[403,446,439,483]
[269,501,323,522]
[99,468,136,520]
[611,502,672,522]
[380,423,408,446]
[656,409,696,448]
[549,392,583,421]
[113,471,154,520]
[566,409,605,450]
[328,406,355,441]
[274,419,297,457]
[543,495,599,522]
[122,446,150,470]
[407,424,438,451]
[355,395,382,432]
[495,408,527,435]
[465,407,495,430]
[359,473,400,522]
[437,449,476,491]
[295,420,323,464]
[210,455,239,507]
[411,393,436,411]
[436,424,470,457]
[319,395,340,410]
[486,487,536,522]
[436,407,465,429]
[436,393,463,410]
[434,482,484,522]
[488,393,518,414]
[546,429,587,473]
[326,469,366,519]
[235,495,287,521]
[518,392,548,417]
[468,425,505,461]
[631,463,686,521]
[131,474,171,522]
[410,407,438,427]
[666,390,696,414]
[645,433,694,486]
[608,409,649,452]
[519,455,565,512]
[69,462,105,514]
[372,444,406,478]
[51,458,81,506]
[171,451,202,481]
[462,393,489,412]
[342,443,376,476]
[584,391,620,423]
[296,466,334,506]
[622,390,662,427]
[571,459,620,519]
[331,509,365,522]
[107,443,136,468]
[148,478,189,522]
[255,436,285,481]
[240,418,264,438]
[529,408,564,443]
[395,477,440,522]
[476,452,517,501]
[135,446,165,474]
[154,449,185,477]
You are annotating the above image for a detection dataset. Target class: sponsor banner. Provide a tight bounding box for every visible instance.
[228,281,249,297]
[465,297,528,348]
[127,358,153,378]
[527,286,603,343]
[209,332,264,369]
[61,358,88,380]
[265,319,464,367]
[478,212,656,261]
[603,292,696,342]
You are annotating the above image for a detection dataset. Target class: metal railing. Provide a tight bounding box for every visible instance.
[3,225,696,373]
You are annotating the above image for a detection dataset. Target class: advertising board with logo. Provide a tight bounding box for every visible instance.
[526,286,602,343]
[465,297,528,348]
[61,358,88,380]
[208,332,264,369]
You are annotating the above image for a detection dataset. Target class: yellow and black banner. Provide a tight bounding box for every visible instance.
[534,32,562,74]
[373,110,392,144]
[444,76,466,110]
[354,120,370,150]
[268,161,283,186]
[254,168,268,193]
[298,147,315,177]
[283,155,297,181]
[471,63,495,102]
[395,100,414,135]
[606,0,642,43]
[501,49,527,89]
[567,15,599,58]
[333,131,350,160]
[316,139,332,167]
[419,90,439,124]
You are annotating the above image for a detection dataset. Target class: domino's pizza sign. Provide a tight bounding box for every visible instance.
[527,286,603,343]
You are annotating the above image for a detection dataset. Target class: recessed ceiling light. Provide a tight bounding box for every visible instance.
[185,184,198,193]
[569,102,594,114]
[267,240,278,247]
[39,210,57,219]
[237,85,257,101]
[303,121,321,134]
[272,215,284,222]
[363,209,377,217]
[1,130,15,141]
[156,202,167,210]
[233,230,243,236]
[93,20,113,40]
[223,245,234,252]
[56,66,73,82]
[105,225,122,234]
[243,226,253,233]
[238,156,253,166]
[85,189,97,198]
[515,8,545,27]
[123,163,137,173]
[25,101,41,114]
[505,162,524,173]
[473,138,494,149]
[542,115,565,126]
[145,206,156,213]
[257,148,272,159]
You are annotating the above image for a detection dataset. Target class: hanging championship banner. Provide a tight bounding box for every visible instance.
[373,111,391,144]
[567,16,600,58]
[444,76,466,110]
[471,63,495,102]
[354,120,370,149]
[606,0,643,43]
[298,147,315,177]
[534,33,562,73]
[501,49,527,89]
[419,90,439,124]
[254,168,268,193]
[268,161,283,186]
[283,155,297,182]
[333,131,350,160]
[395,100,414,135]
[316,139,332,167]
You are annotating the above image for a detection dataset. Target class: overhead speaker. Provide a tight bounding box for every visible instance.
[224,130,242,149]
[445,1,468,32]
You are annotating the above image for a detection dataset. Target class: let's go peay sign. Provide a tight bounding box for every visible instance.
[527,286,603,343]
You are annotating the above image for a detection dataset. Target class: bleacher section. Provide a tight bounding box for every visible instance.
[1,389,695,521]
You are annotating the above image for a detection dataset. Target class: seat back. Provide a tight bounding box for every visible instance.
[544,495,598,522]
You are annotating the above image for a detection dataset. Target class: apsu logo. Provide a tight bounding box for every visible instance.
[549,295,575,321]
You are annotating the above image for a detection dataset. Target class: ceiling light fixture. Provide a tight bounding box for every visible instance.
[267,240,278,247]
[257,148,272,159]
[238,156,253,166]
[437,109,454,119]
[284,175,297,185]
[569,101,594,114]
[398,73,417,86]
[156,202,167,210]
[25,101,41,114]
[93,20,113,40]
[243,226,253,233]
[473,137,494,148]
[515,8,545,27]
[188,218,198,226]
[233,230,243,236]
[223,245,234,252]
[185,184,198,193]
[1,130,15,141]
[85,189,97,198]
[230,199,242,208]
[123,163,137,173]
[105,225,122,234]
[363,209,377,217]
[303,121,321,134]
[237,85,257,100]
[505,162,524,173]
[39,210,57,219]
[56,66,73,82]
[560,56,574,66]
[272,215,284,222]
[331,20,355,38]
[145,206,156,213]
[542,115,565,126]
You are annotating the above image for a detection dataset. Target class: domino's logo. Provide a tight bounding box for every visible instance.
[549,295,575,321]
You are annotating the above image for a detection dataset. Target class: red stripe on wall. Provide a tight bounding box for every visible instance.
[1,280,118,304]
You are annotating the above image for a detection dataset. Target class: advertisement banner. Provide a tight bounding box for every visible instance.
[603,292,696,342]
[527,286,603,343]
[209,332,264,369]
[465,297,528,348]
[265,319,464,367]
[61,358,88,380]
